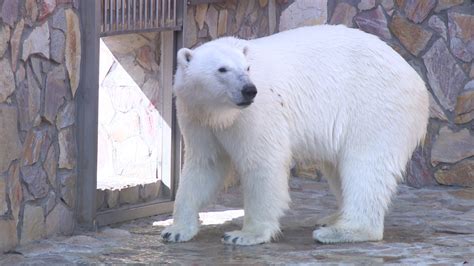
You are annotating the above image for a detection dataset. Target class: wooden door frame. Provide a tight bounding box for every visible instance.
[76,0,184,229]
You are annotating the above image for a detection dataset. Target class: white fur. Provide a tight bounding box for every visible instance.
[161,25,429,245]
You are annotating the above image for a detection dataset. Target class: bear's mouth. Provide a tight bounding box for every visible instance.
[237,100,253,107]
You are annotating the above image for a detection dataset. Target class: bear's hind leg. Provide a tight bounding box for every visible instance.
[313,156,398,243]
[222,166,291,245]
[316,163,342,226]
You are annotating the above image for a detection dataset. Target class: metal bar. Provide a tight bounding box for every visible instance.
[109,0,112,31]
[139,0,143,29]
[173,0,176,24]
[161,0,165,27]
[95,200,174,227]
[168,0,171,23]
[127,0,131,29]
[133,0,136,29]
[149,0,152,28]
[116,0,119,30]
[144,0,148,29]
[155,0,159,27]
[99,25,181,37]
[121,0,125,30]
[102,0,106,32]
[150,0,154,28]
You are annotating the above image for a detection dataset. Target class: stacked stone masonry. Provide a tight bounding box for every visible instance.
[0,0,80,252]
[186,0,474,188]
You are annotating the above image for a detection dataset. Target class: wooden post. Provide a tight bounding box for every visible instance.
[76,0,101,230]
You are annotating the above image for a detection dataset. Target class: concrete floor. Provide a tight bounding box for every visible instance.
[2,177,474,264]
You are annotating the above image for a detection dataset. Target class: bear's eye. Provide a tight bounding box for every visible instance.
[218,67,228,73]
[246,66,250,72]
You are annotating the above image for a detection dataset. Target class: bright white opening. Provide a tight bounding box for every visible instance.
[153,209,245,226]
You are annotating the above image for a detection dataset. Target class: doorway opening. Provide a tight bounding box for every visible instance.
[77,0,183,228]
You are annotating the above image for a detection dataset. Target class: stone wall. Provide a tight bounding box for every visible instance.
[274,0,473,188]
[0,0,80,252]
[184,0,277,47]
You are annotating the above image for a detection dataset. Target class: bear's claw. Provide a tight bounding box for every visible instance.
[162,232,171,240]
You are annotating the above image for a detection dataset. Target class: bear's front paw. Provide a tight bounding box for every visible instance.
[221,230,272,246]
[161,224,199,243]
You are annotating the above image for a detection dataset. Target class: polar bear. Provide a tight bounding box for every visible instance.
[161,25,429,245]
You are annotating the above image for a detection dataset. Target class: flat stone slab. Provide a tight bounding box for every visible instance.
[2,177,473,264]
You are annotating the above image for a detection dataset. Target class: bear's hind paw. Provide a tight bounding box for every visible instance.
[313,226,382,244]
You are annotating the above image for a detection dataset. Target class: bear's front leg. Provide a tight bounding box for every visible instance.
[161,120,230,243]
[161,157,229,242]
[222,166,291,245]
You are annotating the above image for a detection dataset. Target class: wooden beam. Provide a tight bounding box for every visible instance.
[76,0,101,230]
[95,200,174,226]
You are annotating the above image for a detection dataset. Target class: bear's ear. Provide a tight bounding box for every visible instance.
[243,46,249,57]
[177,48,193,67]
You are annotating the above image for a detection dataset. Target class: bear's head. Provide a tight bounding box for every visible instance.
[173,41,257,114]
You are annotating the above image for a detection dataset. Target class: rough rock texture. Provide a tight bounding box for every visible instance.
[354,6,391,40]
[1,0,19,26]
[0,219,18,252]
[279,0,327,31]
[7,162,22,223]
[435,0,464,12]
[0,106,21,174]
[0,57,15,102]
[21,164,49,199]
[330,3,356,27]
[431,127,474,166]
[58,127,76,170]
[423,39,467,111]
[404,0,436,23]
[59,171,76,208]
[16,65,41,131]
[428,15,448,41]
[0,24,10,57]
[65,9,81,97]
[43,66,67,124]
[390,14,432,56]
[358,0,376,11]
[10,19,24,71]
[455,89,474,124]
[0,177,7,214]
[25,0,38,25]
[429,92,448,121]
[39,0,56,21]
[448,12,474,62]
[56,101,75,129]
[22,22,50,61]
[0,1,78,252]
[435,159,474,187]
[21,204,45,244]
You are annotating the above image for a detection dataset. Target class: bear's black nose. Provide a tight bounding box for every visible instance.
[242,84,257,100]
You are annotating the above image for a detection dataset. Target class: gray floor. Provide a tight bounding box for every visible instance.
[2,177,473,264]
